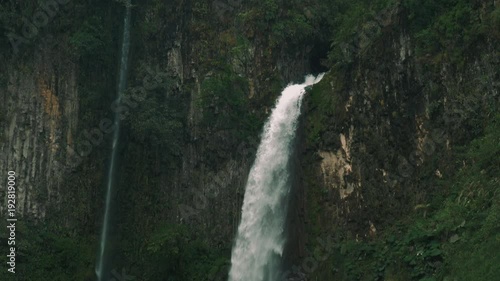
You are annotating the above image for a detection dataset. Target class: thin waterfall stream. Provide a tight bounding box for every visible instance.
[95,4,131,281]
[228,74,324,281]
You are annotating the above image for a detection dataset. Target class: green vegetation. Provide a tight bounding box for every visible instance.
[308,114,499,281]
[324,0,499,68]
[236,0,315,46]
[69,16,107,58]
[126,66,186,161]
[0,221,96,281]
[1,0,497,280]
[140,223,230,281]
[404,0,498,65]
[306,72,341,145]
[303,2,498,279]
[198,68,261,141]
[325,0,394,67]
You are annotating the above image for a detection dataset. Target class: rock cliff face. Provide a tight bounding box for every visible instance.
[296,4,498,279]
[0,0,498,280]
[0,42,79,219]
[302,4,497,234]
[112,0,319,253]
[1,0,321,270]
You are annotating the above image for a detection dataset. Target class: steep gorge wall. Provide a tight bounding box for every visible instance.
[1,1,497,280]
[1,1,327,277]
[0,40,84,219]
[295,3,498,279]
[112,0,323,256]
[0,0,122,246]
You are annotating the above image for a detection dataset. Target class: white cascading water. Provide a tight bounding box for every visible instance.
[96,4,131,281]
[228,74,324,281]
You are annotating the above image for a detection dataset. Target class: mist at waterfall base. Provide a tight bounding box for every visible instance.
[95,5,131,281]
[228,74,325,281]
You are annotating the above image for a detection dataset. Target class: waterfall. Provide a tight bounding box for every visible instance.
[228,74,324,281]
[96,4,131,281]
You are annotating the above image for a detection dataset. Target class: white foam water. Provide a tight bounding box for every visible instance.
[228,74,324,281]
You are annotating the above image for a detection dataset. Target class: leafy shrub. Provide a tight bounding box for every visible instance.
[143,223,230,281]
[69,16,106,57]
[199,69,260,140]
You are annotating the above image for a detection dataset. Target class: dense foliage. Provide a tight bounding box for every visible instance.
[142,223,229,281]
[322,114,499,281]
[0,0,497,280]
